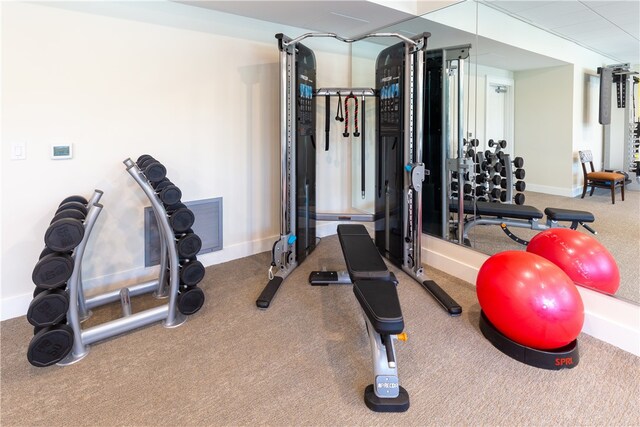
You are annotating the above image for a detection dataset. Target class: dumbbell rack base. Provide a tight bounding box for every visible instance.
[58,159,187,366]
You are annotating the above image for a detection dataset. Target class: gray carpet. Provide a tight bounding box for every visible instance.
[2,235,639,426]
[463,189,640,303]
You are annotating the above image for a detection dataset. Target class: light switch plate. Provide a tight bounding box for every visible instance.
[10,142,26,160]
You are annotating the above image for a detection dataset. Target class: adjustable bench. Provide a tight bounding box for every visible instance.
[450,201,596,245]
[312,224,410,412]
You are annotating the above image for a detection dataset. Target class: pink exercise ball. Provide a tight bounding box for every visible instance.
[477,251,584,350]
[527,228,620,295]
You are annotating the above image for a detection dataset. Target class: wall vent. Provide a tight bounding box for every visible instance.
[144,197,223,267]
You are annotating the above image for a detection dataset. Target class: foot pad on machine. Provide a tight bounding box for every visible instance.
[364,384,409,412]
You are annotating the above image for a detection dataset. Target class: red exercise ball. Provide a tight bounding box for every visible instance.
[477,251,584,350]
[527,228,620,295]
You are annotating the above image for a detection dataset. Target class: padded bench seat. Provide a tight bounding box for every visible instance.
[450,200,544,220]
[544,207,594,223]
[337,224,390,282]
[353,280,404,335]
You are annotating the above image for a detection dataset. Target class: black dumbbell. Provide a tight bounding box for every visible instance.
[514,193,526,205]
[138,158,167,183]
[491,175,501,185]
[514,169,525,180]
[496,151,506,160]
[44,217,85,252]
[177,285,205,316]
[493,162,503,174]
[451,171,470,181]
[27,288,70,328]
[515,181,526,192]
[467,148,475,158]
[463,183,472,194]
[490,188,502,199]
[166,203,195,233]
[476,173,488,184]
[56,201,88,218]
[484,150,494,159]
[178,257,206,286]
[513,156,524,168]
[59,195,88,207]
[451,182,459,192]
[155,180,182,206]
[475,186,487,196]
[33,316,67,336]
[176,231,202,259]
[137,154,154,165]
[32,252,74,289]
[50,209,85,224]
[27,324,74,367]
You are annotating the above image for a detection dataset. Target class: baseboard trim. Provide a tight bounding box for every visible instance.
[525,183,576,198]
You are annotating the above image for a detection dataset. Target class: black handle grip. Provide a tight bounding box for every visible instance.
[256,277,284,309]
[422,280,462,316]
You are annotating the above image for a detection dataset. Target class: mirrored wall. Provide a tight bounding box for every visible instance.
[350,1,639,304]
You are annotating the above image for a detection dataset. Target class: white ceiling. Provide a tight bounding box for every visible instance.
[177,1,416,38]
[177,0,639,69]
[481,0,640,65]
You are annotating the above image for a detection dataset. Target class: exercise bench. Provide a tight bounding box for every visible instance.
[450,201,597,245]
[309,224,409,412]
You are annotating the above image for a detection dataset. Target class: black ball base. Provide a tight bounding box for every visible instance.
[364,384,410,412]
[479,310,579,370]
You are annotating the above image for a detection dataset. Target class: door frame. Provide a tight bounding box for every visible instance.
[485,75,515,154]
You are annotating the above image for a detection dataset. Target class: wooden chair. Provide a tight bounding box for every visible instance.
[578,150,625,204]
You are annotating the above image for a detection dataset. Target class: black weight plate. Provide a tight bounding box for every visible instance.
[176,233,202,259]
[178,287,205,316]
[514,193,526,205]
[45,218,84,252]
[27,289,70,327]
[33,319,66,336]
[59,195,88,207]
[159,186,182,206]
[499,140,507,149]
[180,260,205,286]
[151,177,170,190]
[27,324,74,367]
[33,282,65,297]
[515,181,526,192]
[39,246,55,259]
[513,156,524,168]
[56,201,88,217]
[154,180,173,191]
[50,209,85,224]
[32,253,74,288]
[144,162,167,182]
[137,154,154,165]
[515,169,526,180]
[169,208,195,233]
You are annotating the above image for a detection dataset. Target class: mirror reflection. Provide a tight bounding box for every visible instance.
[351,1,639,304]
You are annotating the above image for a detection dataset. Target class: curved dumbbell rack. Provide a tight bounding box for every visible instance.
[57,159,187,366]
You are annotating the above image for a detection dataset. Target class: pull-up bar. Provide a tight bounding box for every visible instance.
[279,32,429,50]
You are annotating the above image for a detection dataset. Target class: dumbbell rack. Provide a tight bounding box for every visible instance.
[56,159,188,365]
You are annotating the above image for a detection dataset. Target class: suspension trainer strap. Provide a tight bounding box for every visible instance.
[325,95,330,151]
[361,96,365,198]
[335,93,344,122]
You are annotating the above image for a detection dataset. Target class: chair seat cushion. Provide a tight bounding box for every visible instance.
[587,172,625,182]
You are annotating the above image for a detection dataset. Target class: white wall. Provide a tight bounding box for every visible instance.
[0,2,353,318]
[513,65,575,196]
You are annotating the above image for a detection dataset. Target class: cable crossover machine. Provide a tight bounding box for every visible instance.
[255,31,462,412]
